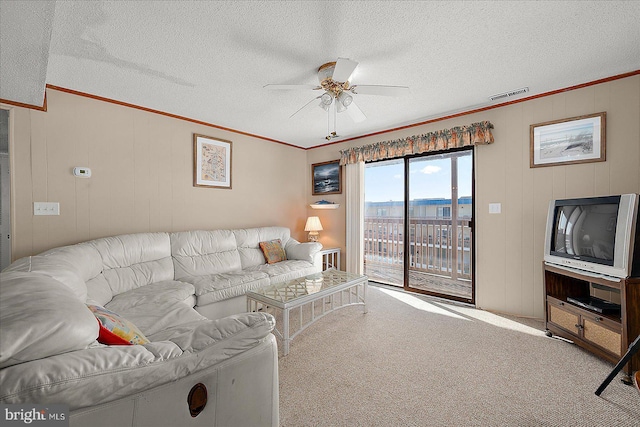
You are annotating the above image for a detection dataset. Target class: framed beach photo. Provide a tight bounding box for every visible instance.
[312,160,342,195]
[193,134,232,188]
[530,112,606,168]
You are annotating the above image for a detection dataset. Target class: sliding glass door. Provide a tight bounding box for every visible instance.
[407,150,473,302]
[364,149,474,304]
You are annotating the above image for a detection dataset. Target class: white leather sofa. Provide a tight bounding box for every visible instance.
[0,226,322,427]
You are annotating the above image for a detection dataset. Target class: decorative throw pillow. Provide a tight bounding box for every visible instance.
[259,239,287,264]
[87,304,149,345]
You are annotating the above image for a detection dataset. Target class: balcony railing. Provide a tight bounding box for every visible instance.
[364,216,472,283]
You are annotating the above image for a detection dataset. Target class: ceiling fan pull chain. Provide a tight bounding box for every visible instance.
[333,101,337,136]
[326,104,331,140]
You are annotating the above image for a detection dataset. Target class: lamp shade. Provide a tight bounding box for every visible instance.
[304,216,323,232]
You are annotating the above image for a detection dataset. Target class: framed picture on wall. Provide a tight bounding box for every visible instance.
[193,134,232,188]
[312,160,342,195]
[530,112,606,168]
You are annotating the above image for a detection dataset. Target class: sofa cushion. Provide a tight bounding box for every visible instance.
[88,305,150,345]
[104,281,204,336]
[0,272,99,369]
[180,270,270,306]
[234,227,291,269]
[245,260,319,284]
[259,239,287,264]
[85,274,114,307]
[88,233,174,297]
[170,230,242,280]
[285,240,323,264]
[4,243,102,302]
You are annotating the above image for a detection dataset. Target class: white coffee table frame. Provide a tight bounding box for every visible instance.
[246,270,368,356]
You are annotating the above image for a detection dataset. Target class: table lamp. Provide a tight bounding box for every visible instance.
[304,216,323,242]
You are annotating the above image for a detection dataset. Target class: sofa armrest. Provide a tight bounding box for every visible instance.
[285,239,322,265]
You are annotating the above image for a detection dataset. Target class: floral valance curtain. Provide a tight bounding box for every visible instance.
[339,121,494,165]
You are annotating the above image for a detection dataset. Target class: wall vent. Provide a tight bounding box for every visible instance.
[489,87,529,101]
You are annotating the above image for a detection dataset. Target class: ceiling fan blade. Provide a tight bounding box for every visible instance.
[350,85,410,97]
[346,101,366,123]
[264,84,320,90]
[332,57,359,82]
[289,96,321,119]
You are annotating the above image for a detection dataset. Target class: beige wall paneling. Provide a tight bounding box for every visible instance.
[45,91,83,248]
[8,107,33,260]
[520,100,538,318]
[528,95,557,318]
[86,95,136,239]
[475,115,507,312]
[174,126,200,233]
[132,110,154,231]
[565,86,595,117]
[608,78,640,195]
[512,102,544,317]
[10,89,310,258]
[593,83,612,196]
[563,86,599,198]
[29,109,50,255]
[503,105,526,316]
[148,115,175,233]
[564,163,594,198]
[131,109,153,233]
[74,96,92,243]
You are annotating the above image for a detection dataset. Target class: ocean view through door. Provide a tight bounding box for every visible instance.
[364,149,474,303]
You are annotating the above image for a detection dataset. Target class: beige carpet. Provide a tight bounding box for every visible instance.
[277,285,640,426]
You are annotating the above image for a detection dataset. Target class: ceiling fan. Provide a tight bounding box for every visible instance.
[264,57,409,140]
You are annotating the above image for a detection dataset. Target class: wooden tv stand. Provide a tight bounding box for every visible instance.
[544,263,640,382]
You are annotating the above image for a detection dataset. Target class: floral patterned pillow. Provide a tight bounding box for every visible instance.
[87,305,149,345]
[259,239,287,264]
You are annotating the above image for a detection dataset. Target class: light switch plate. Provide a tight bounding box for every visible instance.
[34,202,60,216]
[489,203,501,214]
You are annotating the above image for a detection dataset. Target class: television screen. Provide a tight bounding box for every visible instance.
[552,198,619,266]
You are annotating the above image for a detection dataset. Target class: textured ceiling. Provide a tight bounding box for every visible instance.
[1,1,639,148]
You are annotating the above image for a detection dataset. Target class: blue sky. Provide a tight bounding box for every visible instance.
[364,154,472,202]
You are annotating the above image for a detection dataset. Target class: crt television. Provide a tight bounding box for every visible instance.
[544,194,639,279]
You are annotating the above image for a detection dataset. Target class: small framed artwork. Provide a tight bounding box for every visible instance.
[312,160,342,195]
[193,134,232,188]
[530,112,606,168]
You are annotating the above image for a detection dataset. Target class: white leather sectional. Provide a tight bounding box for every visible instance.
[0,226,322,427]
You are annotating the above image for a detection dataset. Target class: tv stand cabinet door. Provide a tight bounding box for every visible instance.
[547,298,580,337]
[583,316,622,357]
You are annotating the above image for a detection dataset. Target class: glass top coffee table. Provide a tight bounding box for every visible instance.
[246,270,367,356]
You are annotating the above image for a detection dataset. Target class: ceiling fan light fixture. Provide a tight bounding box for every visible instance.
[337,92,352,107]
[266,57,408,139]
[320,92,333,105]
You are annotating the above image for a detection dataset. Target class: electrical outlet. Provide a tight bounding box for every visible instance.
[34,202,60,216]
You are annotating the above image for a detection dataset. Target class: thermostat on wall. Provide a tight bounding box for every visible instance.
[73,167,92,177]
